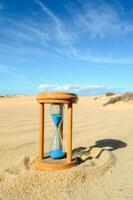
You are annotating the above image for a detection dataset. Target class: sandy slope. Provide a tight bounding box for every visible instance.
[0,95,133,200]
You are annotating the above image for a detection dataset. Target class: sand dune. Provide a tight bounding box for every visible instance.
[0,95,133,200]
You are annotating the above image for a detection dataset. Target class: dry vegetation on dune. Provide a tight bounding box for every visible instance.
[103,92,133,106]
[0,95,16,98]
[105,92,115,97]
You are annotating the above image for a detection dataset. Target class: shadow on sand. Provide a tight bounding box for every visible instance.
[72,139,127,164]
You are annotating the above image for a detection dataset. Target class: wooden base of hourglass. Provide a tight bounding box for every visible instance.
[35,156,77,171]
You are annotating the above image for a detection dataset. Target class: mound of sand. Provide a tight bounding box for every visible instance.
[0,148,115,200]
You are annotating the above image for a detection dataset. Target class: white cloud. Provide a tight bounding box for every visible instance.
[35,0,74,44]
[38,83,115,95]
[67,46,133,64]
[73,2,133,38]
[1,1,133,64]
[0,64,42,84]
[38,84,52,91]
[34,1,133,63]
[0,64,29,80]
[1,19,50,47]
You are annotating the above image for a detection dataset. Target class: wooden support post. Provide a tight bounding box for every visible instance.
[39,103,44,160]
[67,103,73,162]
[60,120,63,140]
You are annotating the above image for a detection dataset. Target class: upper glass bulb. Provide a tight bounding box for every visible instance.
[50,104,64,129]
[50,104,63,115]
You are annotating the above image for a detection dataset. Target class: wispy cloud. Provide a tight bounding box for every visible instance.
[34,0,133,63]
[0,64,43,83]
[38,83,115,95]
[0,18,56,62]
[0,64,28,79]
[67,46,133,64]
[35,0,74,44]
[0,18,50,46]
[0,0,133,64]
[72,2,133,39]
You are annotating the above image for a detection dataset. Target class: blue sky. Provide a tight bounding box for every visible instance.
[0,0,133,95]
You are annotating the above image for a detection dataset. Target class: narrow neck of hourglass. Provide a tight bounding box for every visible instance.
[55,123,61,133]
[55,127,59,133]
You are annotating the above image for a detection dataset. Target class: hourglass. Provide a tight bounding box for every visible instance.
[49,104,65,159]
[35,92,78,170]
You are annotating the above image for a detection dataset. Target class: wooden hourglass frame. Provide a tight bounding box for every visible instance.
[35,92,78,170]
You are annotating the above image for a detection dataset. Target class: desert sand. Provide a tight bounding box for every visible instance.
[0,95,133,200]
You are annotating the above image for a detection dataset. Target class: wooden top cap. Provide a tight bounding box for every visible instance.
[37,92,78,104]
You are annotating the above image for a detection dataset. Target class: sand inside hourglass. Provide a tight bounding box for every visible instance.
[49,113,65,159]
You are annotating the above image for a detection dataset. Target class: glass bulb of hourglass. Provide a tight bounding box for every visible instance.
[49,104,65,159]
